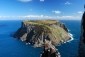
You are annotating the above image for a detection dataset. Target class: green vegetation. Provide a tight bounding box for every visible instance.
[23,20,60,34]
[23,20,69,43]
[14,20,70,46]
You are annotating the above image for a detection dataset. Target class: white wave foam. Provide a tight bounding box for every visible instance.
[68,29,70,32]
[67,33,74,42]
[57,33,74,46]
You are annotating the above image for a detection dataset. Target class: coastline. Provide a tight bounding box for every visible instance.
[0,20,80,57]
[67,33,74,42]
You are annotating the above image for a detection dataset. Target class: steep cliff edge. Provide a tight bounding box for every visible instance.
[13,20,71,47]
[79,12,85,57]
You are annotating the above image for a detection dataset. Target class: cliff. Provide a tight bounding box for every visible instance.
[79,12,85,57]
[13,20,71,47]
[40,40,61,57]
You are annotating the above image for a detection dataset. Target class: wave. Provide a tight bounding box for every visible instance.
[68,29,71,32]
[57,32,74,46]
[67,33,74,42]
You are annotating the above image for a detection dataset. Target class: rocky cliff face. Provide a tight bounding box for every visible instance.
[13,20,71,47]
[40,40,61,57]
[79,12,85,57]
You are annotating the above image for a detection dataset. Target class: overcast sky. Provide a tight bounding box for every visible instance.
[0,0,84,20]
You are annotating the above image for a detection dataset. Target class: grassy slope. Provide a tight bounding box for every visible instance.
[23,20,69,45]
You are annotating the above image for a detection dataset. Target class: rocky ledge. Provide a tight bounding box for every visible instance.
[13,20,71,47]
[40,40,61,57]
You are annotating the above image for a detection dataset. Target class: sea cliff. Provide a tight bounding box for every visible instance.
[79,12,85,57]
[13,20,71,47]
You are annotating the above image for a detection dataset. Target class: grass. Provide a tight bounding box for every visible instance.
[23,20,69,44]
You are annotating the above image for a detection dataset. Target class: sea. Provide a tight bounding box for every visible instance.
[0,20,81,57]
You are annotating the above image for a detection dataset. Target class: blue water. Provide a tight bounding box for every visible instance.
[57,20,81,57]
[0,20,81,57]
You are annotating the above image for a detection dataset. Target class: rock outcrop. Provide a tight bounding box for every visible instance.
[13,20,71,47]
[40,40,61,57]
[79,11,85,57]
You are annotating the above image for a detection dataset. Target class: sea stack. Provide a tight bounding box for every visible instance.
[79,5,85,57]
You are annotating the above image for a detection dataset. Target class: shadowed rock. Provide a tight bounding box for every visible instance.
[79,6,85,57]
[40,40,61,57]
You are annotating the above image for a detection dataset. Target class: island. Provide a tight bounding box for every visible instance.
[13,20,72,57]
[13,20,71,47]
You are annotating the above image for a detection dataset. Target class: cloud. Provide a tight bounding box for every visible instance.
[52,10,61,14]
[16,15,81,20]
[78,11,83,16]
[18,0,32,2]
[0,15,82,20]
[18,15,44,18]
[40,0,44,2]
[0,16,12,19]
[78,11,83,14]
[64,2,72,5]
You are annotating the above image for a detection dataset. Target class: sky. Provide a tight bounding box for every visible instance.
[0,0,85,20]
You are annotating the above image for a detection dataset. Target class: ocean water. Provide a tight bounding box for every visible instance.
[57,20,81,57]
[0,20,81,57]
